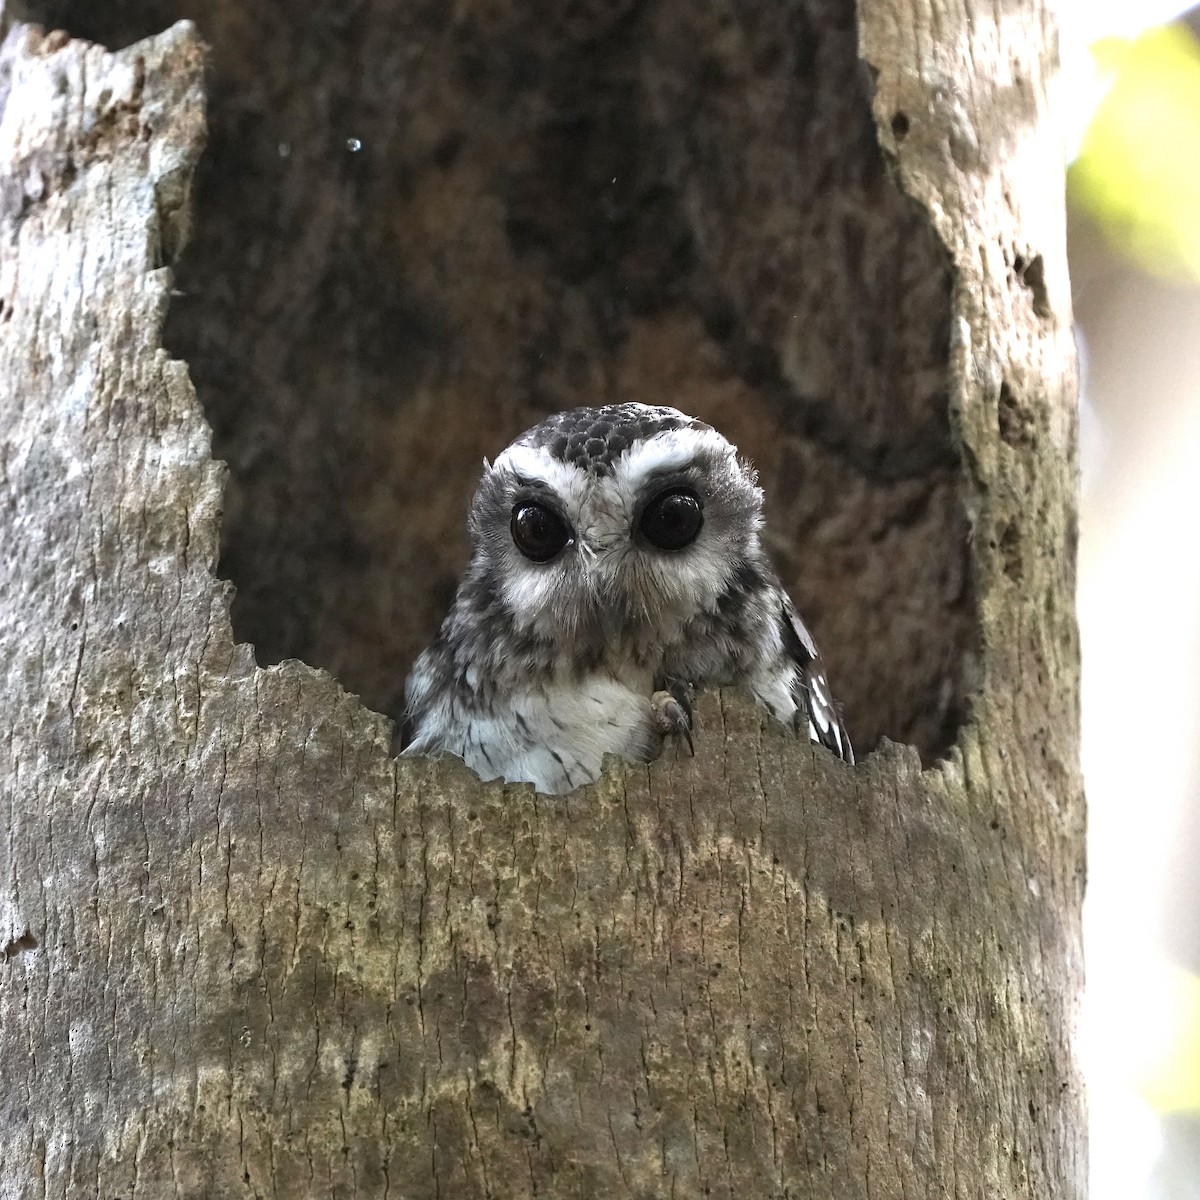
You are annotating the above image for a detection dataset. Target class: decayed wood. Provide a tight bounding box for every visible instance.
[0,4,1083,1198]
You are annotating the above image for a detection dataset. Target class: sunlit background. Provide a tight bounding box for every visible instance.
[1054,0,1200,1193]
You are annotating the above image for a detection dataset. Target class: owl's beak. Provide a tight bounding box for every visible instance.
[577,539,629,643]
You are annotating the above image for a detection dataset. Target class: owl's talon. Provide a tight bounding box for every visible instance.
[651,689,694,755]
[669,677,697,723]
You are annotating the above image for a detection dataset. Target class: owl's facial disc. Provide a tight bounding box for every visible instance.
[476,411,764,646]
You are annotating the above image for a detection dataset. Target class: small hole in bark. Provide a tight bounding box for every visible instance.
[890,111,910,139]
[2,930,38,960]
[998,381,1036,450]
[1011,250,1050,319]
[999,522,1023,583]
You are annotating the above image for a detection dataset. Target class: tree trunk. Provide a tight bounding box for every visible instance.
[0,2,1083,1197]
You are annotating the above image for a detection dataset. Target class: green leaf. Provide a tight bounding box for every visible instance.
[1070,24,1200,279]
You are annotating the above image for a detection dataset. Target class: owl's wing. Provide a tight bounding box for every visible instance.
[779,595,854,765]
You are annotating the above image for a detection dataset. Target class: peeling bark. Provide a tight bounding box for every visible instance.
[0,4,1083,1198]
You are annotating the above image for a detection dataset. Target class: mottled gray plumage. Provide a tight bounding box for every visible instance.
[402,404,852,793]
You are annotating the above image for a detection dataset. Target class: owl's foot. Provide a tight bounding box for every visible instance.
[650,679,695,756]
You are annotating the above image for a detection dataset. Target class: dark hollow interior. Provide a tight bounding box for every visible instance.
[37,0,974,762]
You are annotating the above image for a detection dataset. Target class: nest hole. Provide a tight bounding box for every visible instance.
[42,0,976,763]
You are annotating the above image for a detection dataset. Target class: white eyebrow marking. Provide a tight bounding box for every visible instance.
[491,444,597,529]
[611,426,734,495]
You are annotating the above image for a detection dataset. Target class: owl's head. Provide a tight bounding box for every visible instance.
[467,404,764,651]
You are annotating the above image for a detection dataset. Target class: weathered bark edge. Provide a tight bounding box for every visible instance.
[859,1,1082,771]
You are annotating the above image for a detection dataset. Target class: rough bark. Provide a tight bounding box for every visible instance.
[0,3,1083,1199]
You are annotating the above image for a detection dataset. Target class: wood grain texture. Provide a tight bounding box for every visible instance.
[0,3,1084,1197]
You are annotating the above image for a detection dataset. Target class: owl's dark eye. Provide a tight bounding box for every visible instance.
[511,502,572,562]
[639,488,704,551]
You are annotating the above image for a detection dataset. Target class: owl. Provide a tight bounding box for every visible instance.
[401,404,852,794]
